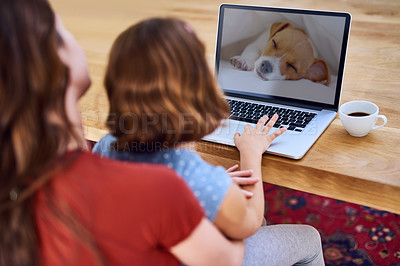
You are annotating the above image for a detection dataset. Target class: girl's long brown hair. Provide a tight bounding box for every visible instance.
[105,18,230,151]
[0,0,88,265]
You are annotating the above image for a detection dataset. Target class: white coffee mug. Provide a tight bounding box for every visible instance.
[339,100,387,137]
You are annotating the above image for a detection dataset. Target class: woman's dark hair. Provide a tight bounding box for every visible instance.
[0,0,91,265]
[105,18,230,151]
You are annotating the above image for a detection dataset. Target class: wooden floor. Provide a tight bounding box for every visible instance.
[49,0,400,213]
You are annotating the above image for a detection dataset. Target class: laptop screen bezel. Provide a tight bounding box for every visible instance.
[215,4,351,111]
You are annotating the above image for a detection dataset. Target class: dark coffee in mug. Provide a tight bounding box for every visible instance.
[339,100,387,137]
[347,112,370,117]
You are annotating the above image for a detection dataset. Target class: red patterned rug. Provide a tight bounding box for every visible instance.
[263,183,400,265]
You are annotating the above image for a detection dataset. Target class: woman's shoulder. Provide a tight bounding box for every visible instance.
[60,151,185,196]
[37,151,204,264]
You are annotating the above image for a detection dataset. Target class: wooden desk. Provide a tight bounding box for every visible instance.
[50,0,400,214]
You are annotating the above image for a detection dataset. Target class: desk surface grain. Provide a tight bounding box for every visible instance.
[50,0,400,214]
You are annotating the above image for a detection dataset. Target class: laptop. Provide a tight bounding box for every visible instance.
[203,4,351,159]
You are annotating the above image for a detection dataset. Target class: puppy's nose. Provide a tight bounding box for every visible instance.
[260,61,273,73]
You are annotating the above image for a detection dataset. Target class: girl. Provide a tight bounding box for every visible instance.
[94,18,325,265]
[0,1,245,265]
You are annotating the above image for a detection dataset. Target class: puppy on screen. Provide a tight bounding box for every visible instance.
[230,22,330,85]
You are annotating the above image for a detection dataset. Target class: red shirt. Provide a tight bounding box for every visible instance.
[35,151,203,265]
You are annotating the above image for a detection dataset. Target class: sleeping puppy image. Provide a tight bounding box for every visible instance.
[230,22,330,85]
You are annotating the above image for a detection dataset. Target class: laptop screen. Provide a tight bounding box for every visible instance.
[216,4,351,110]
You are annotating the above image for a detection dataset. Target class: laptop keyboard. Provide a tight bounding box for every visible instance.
[227,99,317,132]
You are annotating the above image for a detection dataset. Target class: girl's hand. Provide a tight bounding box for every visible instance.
[234,114,286,157]
[226,164,260,198]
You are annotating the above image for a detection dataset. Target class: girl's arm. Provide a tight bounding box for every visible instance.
[237,114,286,231]
[214,115,286,239]
[170,218,244,266]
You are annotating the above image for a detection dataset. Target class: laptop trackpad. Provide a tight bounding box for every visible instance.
[204,119,239,145]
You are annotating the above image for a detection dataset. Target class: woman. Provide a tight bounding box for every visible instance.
[0,0,244,265]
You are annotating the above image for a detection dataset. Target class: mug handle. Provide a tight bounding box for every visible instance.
[371,115,387,131]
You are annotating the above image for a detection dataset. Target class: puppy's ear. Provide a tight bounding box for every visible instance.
[269,22,291,38]
[306,58,330,85]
